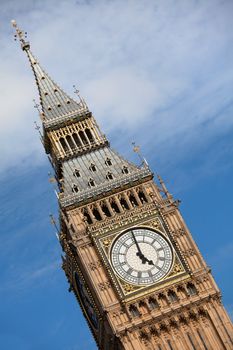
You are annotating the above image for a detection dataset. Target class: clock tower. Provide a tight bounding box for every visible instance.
[13,22,233,350]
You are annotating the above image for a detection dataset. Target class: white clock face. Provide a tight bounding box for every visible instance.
[110,228,173,286]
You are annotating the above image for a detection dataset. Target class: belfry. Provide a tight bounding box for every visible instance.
[13,21,233,350]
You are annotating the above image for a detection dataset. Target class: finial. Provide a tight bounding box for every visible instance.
[33,99,40,113]
[132,141,140,154]
[34,120,40,131]
[34,120,41,133]
[48,171,56,183]
[34,120,44,145]
[33,99,45,122]
[157,173,173,200]
[157,174,164,185]
[73,84,88,109]
[47,171,59,197]
[132,141,148,166]
[49,214,60,234]
[11,20,30,51]
[73,84,80,98]
[73,84,82,103]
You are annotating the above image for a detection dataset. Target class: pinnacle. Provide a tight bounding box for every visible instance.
[26,50,89,127]
[12,20,89,128]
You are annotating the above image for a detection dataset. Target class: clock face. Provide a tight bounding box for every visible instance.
[110,228,173,286]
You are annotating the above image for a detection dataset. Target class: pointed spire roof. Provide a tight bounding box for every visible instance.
[12,20,89,129]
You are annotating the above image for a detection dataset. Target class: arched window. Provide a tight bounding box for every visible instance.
[120,197,129,210]
[66,135,75,150]
[92,208,101,221]
[79,130,88,145]
[105,158,112,166]
[122,166,129,174]
[72,184,79,193]
[138,300,146,308]
[89,163,97,172]
[101,205,111,217]
[60,137,69,152]
[73,169,81,178]
[111,201,120,214]
[83,209,92,225]
[129,193,138,207]
[168,290,178,303]
[138,190,148,203]
[85,128,94,143]
[129,305,140,317]
[148,298,159,310]
[73,133,82,147]
[88,178,96,187]
[106,172,114,180]
[187,283,197,296]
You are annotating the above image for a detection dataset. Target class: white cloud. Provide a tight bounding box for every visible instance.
[0,259,60,293]
[85,67,163,129]
[0,0,233,175]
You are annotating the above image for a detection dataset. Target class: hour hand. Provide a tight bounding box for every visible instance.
[145,257,154,266]
[136,251,147,264]
[131,232,154,265]
[136,252,154,265]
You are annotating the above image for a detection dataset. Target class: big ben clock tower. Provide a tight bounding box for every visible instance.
[13,21,233,350]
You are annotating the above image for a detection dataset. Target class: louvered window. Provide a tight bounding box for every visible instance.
[105,158,112,166]
[88,178,96,187]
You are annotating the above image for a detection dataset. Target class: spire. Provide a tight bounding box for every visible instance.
[11,20,89,129]
[157,174,173,200]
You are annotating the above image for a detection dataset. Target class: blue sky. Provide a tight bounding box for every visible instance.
[0,0,233,349]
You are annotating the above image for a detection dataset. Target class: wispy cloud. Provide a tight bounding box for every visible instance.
[209,241,233,266]
[0,259,60,294]
[0,0,233,178]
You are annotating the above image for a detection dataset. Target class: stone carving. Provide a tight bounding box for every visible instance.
[89,260,102,271]
[98,281,111,291]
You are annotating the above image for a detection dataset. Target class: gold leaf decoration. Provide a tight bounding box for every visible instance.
[123,283,135,293]
[102,238,111,247]
[147,218,163,231]
[168,261,184,277]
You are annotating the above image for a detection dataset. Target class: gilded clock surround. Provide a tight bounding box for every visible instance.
[13,21,233,350]
[96,218,188,300]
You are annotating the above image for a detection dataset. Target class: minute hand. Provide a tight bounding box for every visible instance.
[131,231,143,254]
[131,231,154,265]
[131,231,146,263]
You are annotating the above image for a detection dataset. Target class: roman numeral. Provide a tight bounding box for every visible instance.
[127,267,133,275]
[157,247,163,252]
[156,265,165,272]
[148,270,153,277]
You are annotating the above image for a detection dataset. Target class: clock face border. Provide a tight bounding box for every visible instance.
[110,227,174,286]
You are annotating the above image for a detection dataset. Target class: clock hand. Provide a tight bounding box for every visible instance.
[144,257,155,266]
[131,231,147,264]
[131,231,142,254]
[131,231,155,265]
